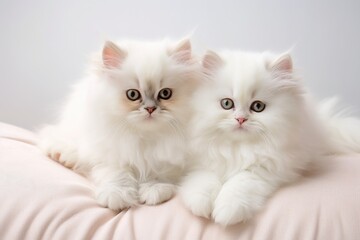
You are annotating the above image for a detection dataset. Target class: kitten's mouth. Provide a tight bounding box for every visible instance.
[145,114,157,120]
[235,125,247,131]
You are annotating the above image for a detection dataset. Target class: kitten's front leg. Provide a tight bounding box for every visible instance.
[179,170,222,219]
[212,171,277,226]
[91,165,139,211]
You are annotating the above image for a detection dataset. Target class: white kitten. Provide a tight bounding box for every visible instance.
[180,50,359,226]
[38,38,201,210]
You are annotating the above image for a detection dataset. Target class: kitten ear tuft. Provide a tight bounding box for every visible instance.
[102,41,127,68]
[270,53,293,73]
[202,50,223,72]
[170,38,192,63]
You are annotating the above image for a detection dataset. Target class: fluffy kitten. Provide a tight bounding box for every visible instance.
[180,50,360,226]
[38,38,201,210]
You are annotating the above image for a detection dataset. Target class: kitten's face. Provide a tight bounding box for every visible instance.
[93,39,200,132]
[196,51,303,143]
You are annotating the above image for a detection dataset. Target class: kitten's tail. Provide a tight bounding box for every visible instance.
[318,97,360,154]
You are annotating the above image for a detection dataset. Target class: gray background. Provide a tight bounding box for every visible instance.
[1,0,359,130]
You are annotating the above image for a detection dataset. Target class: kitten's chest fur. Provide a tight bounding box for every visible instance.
[82,125,187,172]
[194,138,304,182]
[204,142,271,177]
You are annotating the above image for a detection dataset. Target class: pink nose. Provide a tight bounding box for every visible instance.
[145,106,157,114]
[236,117,247,125]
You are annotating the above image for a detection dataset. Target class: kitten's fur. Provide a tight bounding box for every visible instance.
[180,50,360,226]
[38,38,201,210]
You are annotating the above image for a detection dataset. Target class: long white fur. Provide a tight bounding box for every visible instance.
[38,38,201,210]
[180,50,360,226]
[318,97,360,153]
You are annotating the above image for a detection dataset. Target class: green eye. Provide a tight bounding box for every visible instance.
[126,89,141,101]
[158,88,172,100]
[220,98,234,110]
[250,100,266,112]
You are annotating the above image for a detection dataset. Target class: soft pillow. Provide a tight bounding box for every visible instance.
[0,122,359,239]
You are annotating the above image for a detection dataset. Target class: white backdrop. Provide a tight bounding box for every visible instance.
[1,0,359,130]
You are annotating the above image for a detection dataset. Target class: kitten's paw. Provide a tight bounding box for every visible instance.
[212,196,254,226]
[38,130,78,169]
[96,185,138,211]
[47,147,77,169]
[139,182,176,205]
[43,144,77,169]
[179,171,222,219]
[180,190,213,219]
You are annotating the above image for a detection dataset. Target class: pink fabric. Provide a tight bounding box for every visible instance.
[1,122,360,239]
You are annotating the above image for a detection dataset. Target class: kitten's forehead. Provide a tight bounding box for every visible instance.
[125,41,178,91]
[135,48,167,79]
[142,81,157,96]
[115,40,168,79]
[108,39,197,95]
[219,51,268,100]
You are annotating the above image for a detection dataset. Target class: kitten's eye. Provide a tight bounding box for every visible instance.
[126,89,141,101]
[250,100,266,112]
[220,98,234,110]
[158,88,172,100]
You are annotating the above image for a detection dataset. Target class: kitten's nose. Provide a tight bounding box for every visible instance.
[145,106,157,114]
[236,117,247,125]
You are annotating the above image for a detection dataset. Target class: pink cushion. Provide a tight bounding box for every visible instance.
[1,122,360,239]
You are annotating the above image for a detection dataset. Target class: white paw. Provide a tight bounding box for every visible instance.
[96,184,138,211]
[179,171,222,219]
[212,203,250,226]
[38,128,78,168]
[47,145,77,169]
[139,182,176,205]
[181,190,213,219]
[212,195,254,226]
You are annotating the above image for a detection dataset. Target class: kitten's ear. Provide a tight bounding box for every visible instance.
[270,53,293,73]
[169,38,192,63]
[102,41,127,68]
[202,50,223,72]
